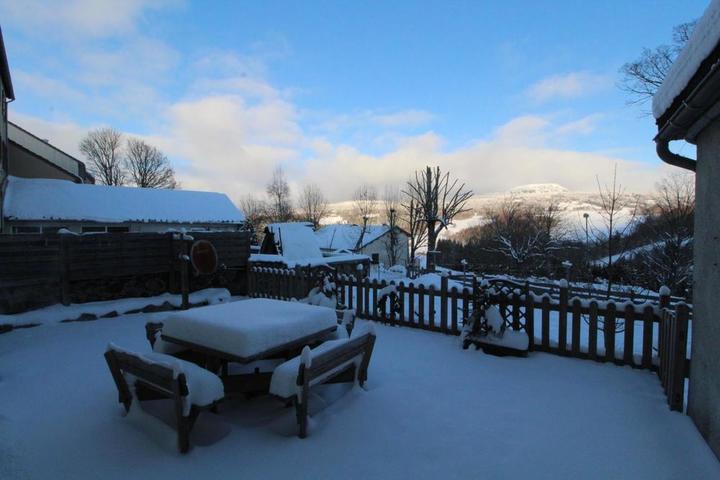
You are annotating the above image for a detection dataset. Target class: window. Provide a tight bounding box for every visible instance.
[107,226,130,233]
[81,226,106,233]
[13,226,41,234]
[41,226,63,234]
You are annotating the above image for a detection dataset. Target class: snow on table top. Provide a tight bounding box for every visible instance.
[3,176,245,224]
[316,224,391,250]
[652,0,720,119]
[161,298,337,359]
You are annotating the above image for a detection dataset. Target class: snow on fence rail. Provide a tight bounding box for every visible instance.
[0,231,250,314]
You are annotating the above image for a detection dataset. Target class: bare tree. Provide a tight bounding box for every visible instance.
[484,196,564,274]
[619,21,697,108]
[590,165,640,296]
[266,166,294,222]
[400,196,428,266]
[637,173,694,294]
[404,166,473,270]
[124,138,177,189]
[79,127,125,186]
[353,184,378,226]
[380,185,404,266]
[238,194,267,240]
[298,184,328,229]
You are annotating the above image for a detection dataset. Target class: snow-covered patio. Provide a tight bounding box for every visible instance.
[1,305,718,479]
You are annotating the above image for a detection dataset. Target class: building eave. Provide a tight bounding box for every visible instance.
[0,26,15,100]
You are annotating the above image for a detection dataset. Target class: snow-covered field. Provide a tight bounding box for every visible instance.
[1,307,717,479]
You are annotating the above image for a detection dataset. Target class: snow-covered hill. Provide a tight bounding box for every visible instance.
[322,183,653,241]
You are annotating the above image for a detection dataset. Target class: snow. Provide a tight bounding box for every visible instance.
[1,311,718,479]
[653,0,720,119]
[161,299,338,359]
[0,288,231,327]
[3,176,245,224]
[508,183,569,195]
[485,305,505,333]
[107,344,224,416]
[266,223,323,260]
[269,339,353,398]
[250,253,369,268]
[316,224,392,251]
[255,222,370,267]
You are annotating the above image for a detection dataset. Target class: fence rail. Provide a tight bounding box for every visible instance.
[0,231,250,313]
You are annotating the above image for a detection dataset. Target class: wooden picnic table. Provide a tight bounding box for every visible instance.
[160,298,338,396]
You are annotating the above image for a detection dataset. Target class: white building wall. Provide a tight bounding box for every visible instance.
[359,231,409,267]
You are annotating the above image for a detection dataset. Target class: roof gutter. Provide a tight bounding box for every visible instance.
[654,56,720,172]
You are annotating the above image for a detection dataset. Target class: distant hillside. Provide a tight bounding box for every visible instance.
[322,183,653,241]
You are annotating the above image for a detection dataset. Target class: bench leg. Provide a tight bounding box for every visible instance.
[104,351,133,413]
[294,391,309,439]
[175,405,200,454]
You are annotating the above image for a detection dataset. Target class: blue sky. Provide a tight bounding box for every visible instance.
[0,0,708,200]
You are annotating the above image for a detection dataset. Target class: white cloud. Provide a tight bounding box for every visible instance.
[0,0,179,38]
[526,72,611,103]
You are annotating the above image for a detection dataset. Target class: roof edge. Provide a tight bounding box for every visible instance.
[0,26,15,100]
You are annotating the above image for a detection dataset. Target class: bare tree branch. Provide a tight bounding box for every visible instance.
[79,127,125,186]
[125,137,177,189]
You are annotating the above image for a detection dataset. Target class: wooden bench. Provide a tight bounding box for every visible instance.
[104,345,224,453]
[269,325,376,438]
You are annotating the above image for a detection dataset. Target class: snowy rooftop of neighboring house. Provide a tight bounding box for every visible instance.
[254,222,369,267]
[2,176,245,224]
[316,224,393,251]
[652,0,720,119]
[265,222,324,260]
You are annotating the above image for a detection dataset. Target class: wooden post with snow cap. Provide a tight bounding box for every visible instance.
[524,281,534,351]
[659,285,671,310]
[179,237,190,309]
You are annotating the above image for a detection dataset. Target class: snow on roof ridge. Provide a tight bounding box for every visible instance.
[3,176,245,224]
[652,0,720,119]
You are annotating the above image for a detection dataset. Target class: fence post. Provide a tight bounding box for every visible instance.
[180,239,190,309]
[524,282,534,350]
[659,286,670,310]
[670,303,690,411]
[440,275,449,332]
[558,283,568,354]
[60,234,71,306]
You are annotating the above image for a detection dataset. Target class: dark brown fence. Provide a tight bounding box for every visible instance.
[658,305,691,411]
[248,266,692,409]
[0,231,250,313]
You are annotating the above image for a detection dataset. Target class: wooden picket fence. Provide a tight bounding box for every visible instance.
[247,266,692,411]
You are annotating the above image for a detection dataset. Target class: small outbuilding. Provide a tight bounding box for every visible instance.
[316,223,409,268]
[251,222,369,274]
[1,176,245,234]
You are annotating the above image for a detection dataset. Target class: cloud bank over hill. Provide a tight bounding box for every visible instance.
[2,0,672,204]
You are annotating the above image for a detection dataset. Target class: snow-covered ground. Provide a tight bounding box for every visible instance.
[1,309,717,479]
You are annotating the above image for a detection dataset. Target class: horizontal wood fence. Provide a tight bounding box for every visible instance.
[248,266,692,410]
[0,231,250,313]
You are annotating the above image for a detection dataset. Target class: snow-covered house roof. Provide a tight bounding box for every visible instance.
[264,222,324,260]
[253,222,369,268]
[316,224,402,251]
[2,176,245,224]
[653,0,720,120]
